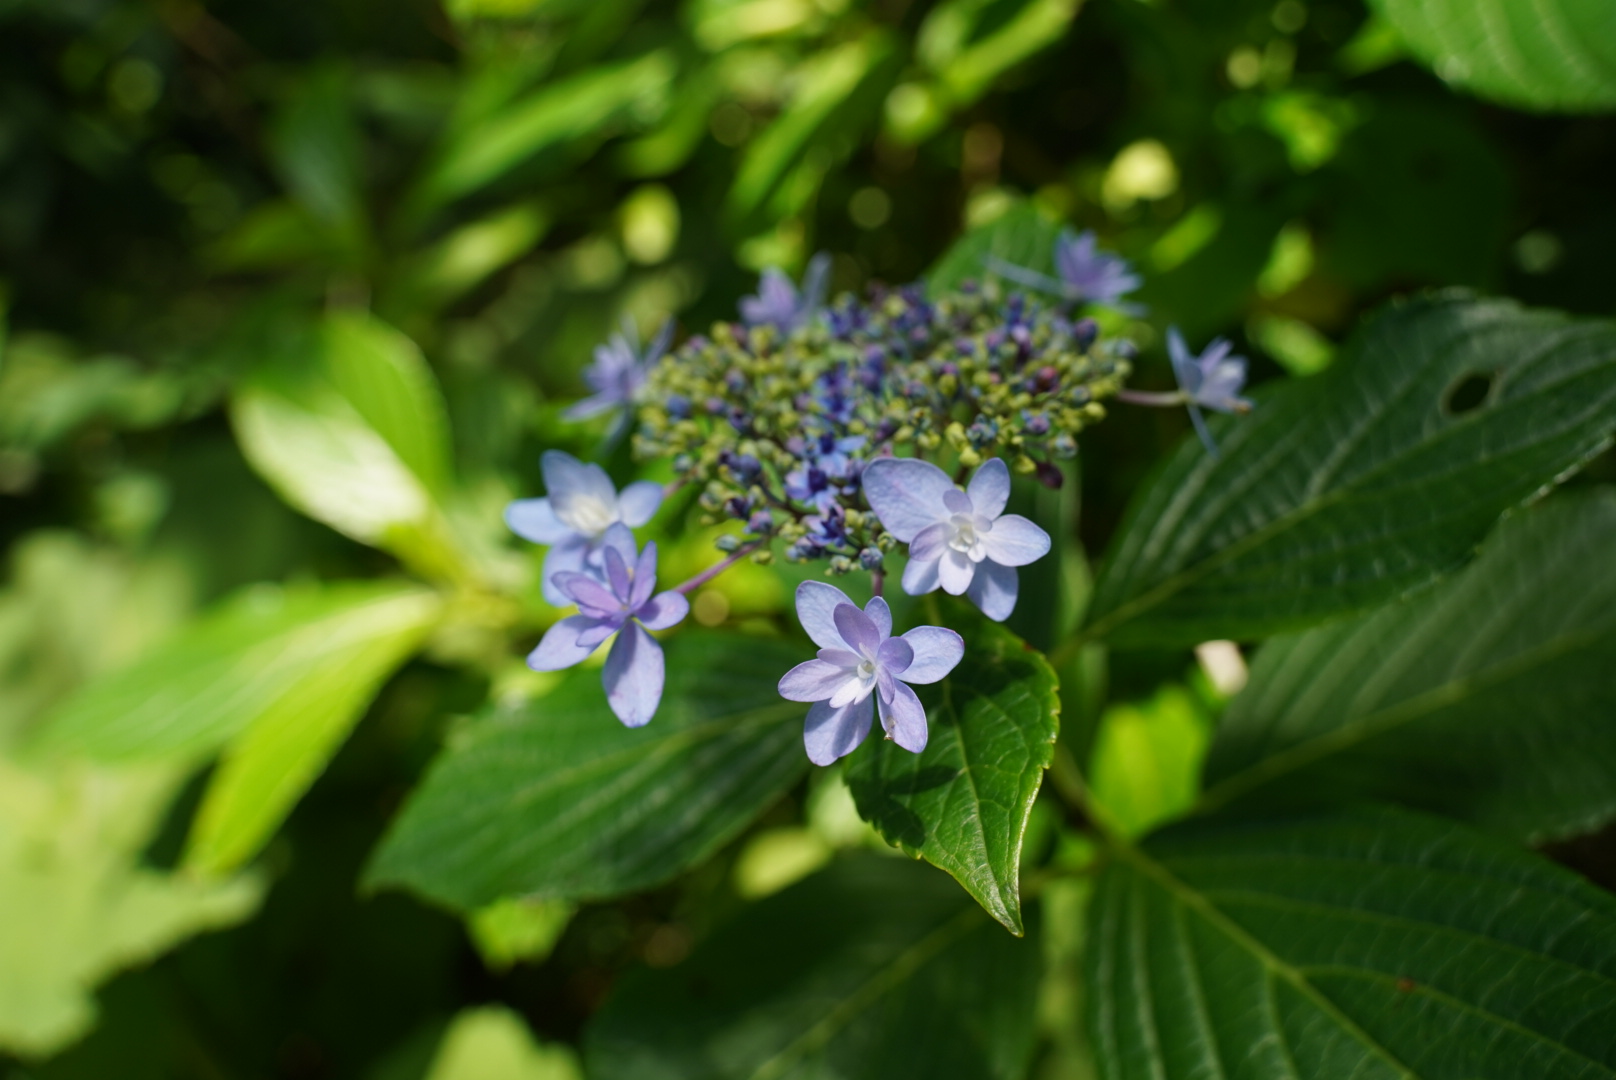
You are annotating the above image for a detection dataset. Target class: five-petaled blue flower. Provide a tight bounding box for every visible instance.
[565,316,674,422]
[1168,326,1253,458]
[505,451,663,606]
[740,253,831,333]
[778,581,964,765]
[863,457,1051,622]
[527,523,689,727]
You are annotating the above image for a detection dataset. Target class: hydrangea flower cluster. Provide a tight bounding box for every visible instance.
[508,240,1253,763]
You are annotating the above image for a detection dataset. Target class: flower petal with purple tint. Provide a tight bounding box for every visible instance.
[897,626,964,683]
[528,614,617,671]
[862,458,955,541]
[603,621,664,727]
[803,696,874,766]
[966,558,1019,622]
[982,514,1052,567]
[505,498,570,544]
[879,682,929,754]
[795,581,859,651]
[779,659,853,703]
[636,591,690,631]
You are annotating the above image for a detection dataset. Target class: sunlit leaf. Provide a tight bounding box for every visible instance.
[1370,0,1616,113]
[1085,805,1616,1080]
[926,202,1061,295]
[1085,293,1616,647]
[922,0,1083,105]
[367,632,809,910]
[1087,684,1210,839]
[586,856,1041,1080]
[845,606,1059,935]
[425,1006,582,1080]
[1203,490,1616,843]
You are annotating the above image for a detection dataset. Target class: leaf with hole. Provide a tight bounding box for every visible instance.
[1085,292,1616,647]
[1086,805,1616,1080]
[844,607,1059,935]
[585,855,1041,1080]
[1369,0,1616,113]
[367,632,810,910]
[1201,490,1616,843]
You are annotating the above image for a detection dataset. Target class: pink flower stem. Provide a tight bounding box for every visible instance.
[871,569,884,598]
[673,541,765,595]
[1115,389,1187,407]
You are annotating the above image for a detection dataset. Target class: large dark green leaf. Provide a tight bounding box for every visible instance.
[1370,0,1616,113]
[1086,806,1616,1080]
[366,632,808,910]
[1085,293,1616,647]
[1201,490,1616,842]
[926,203,1061,295]
[845,607,1058,935]
[586,855,1041,1080]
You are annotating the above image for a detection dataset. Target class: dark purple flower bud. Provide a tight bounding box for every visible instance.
[725,495,753,519]
[1024,412,1052,436]
[1072,317,1099,350]
[1035,460,1065,489]
[747,510,775,534]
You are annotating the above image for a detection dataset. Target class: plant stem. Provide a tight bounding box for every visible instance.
[871,569,884,597]
[673,541,764,594]
[1114,388,1187,407]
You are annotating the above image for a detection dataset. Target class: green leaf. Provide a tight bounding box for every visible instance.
[585,855,1041,1080]
[920,0,1083,106]
[1201,490,1616,843]
[33,580,439,763]
[231,314,467,581]
[727,34,897,227]
[425,1006,582,1080]
[1369,0,1616,113]
[267,65,367,254]
[926,202,1062,295]
[366,632,809,910]
[1088,684,1211,839]
[1085,805,1616,1080]
[845,607,1059,935]
[0,758,262,1056]
[1085,293,1616,647]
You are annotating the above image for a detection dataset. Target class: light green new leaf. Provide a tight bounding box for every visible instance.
[232,313,466,580]
[426,1006,582,1080]
[727,34,896,226]
[367,633,809,910]
[415,51,675,215]
[1085,293,1616,647]
[926,202,1062,294]
[34,580,438,763]
[1088,684,1210,840]
[1085,805,1616,1080]
[1370,0,1616,113]
[586,856,1041,1080]
[845,607,1059,935]
[1201,490,1616,843]
[920,0,1083,105]
[0,759,262,1057]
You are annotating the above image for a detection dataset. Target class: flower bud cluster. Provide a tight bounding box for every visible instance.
[632,279,1131,568]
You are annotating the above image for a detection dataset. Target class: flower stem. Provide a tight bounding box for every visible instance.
[673,541,764,594]
[871,569,884,597]
[1115,388,1187,407]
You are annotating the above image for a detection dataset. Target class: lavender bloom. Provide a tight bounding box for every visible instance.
[565,316,674,421]
[863,457,1051,622]
[1168,326,1253,458]
[528,524,689,727]
[778,581,964,764]
[505,451,664,606]
[740,253,831,333]
[986,229,1141,309]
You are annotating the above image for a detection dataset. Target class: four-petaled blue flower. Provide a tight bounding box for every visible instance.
[778,581,964,765]
[863,457,1051,622]
[527,523,690,727]
[565,316,674,422]
[1168,326,1253,458]
[740,253,831,333]
[505,450,664,606]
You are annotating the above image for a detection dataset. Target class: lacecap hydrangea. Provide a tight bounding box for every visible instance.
[508,245,1252,762]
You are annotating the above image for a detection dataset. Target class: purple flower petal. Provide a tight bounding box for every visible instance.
[966,558,1019,621]
[505,498,571,544]
[833,603,880,657]
[897,626,964,684]
[630,540,658,609]
[603,621,664,727]
[817,647,860,666]
[803,696,874,766]
[901,554,941,595]
[618,480,664,527]
[562,393,619,421]
[576,619,620,649]
[864,595,892,640]
[908,523,948,562]
[966,458,1011,519]
[876,665,896,704]
[778,658,853,702]
[796,580,858,650]
[600,522,638,571]
[982,514,1051,567]
[603,544,632,602]
[542,451,618,531]
[877,636,913,674]
[827,674,872,709]
[528,614,613,670]
[636,590,689,631]
[942,488,972,515]
[540,537,591,606]
[938,549,975,595]
[862,458,954,541]
[878,681,929,754]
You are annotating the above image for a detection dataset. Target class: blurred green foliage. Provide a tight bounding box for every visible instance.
[1,0,1613,1074]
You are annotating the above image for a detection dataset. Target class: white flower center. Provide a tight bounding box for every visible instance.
[948,513,990,561]
[557,494,618,536]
